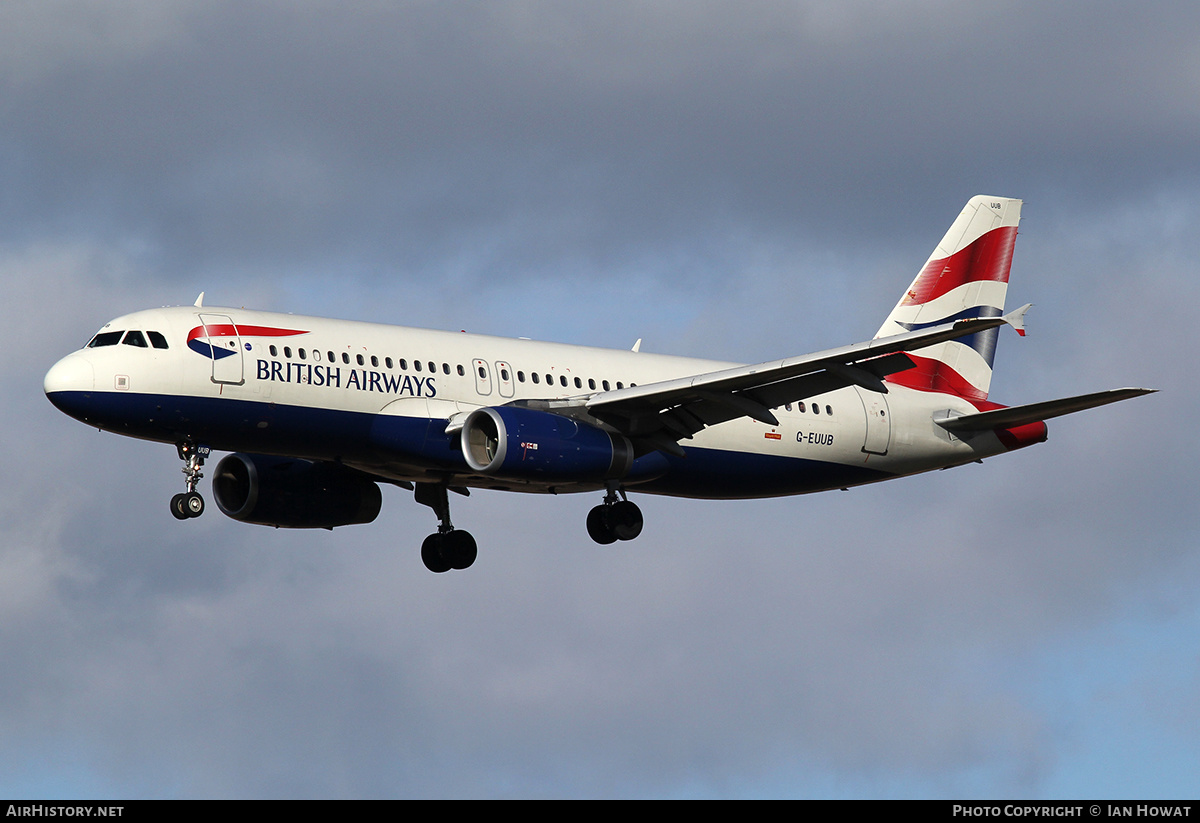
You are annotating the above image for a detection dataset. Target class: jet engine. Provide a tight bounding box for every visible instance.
[213,453,382,528]
[461,406,633,481]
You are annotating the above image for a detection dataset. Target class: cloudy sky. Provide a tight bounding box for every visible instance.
[2,0,1196,798]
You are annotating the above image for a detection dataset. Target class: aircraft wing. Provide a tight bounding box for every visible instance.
[539,313,1023,454]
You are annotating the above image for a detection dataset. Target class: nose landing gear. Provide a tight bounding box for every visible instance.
[587,486,643,544]
[170,442,209,520]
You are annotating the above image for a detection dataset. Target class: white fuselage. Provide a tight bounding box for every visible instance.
[45,305,1011,500]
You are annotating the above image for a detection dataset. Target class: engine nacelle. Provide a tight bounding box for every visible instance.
[213,453,382,529]
[461,406,633,482]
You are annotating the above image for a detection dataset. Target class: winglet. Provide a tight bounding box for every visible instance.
[194,292,205,308]
[1004,302,1032,337]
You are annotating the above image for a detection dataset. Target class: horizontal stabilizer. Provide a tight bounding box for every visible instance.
[936,387,1156,432]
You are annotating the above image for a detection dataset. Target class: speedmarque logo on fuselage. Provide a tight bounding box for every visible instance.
[186,323,308,360]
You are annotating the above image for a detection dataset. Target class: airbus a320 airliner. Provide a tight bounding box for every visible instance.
[44,196,1152,572]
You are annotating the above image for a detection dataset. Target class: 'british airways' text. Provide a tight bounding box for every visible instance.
[256,359,437,397]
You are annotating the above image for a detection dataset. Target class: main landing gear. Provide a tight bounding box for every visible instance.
[587,485,643,545]
[415,482,477,573]
[170,442,209,520]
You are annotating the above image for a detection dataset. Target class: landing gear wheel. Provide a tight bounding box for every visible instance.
[421,533,453,574]
[443,530,478,570]
[587,505,618,545]
[183,491,205,518]
[170,494,189,520]
[610,500,643,541]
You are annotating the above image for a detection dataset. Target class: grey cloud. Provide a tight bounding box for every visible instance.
[5,2,1200,283]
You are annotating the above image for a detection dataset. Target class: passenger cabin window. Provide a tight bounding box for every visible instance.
[148,331,169,349]
[121,331,147,347]
[356,354,364,366]
[284,346,292,358]
[457,365,465,376]
[532,373,540,384]
[299,348,307,360]
[385,357,393,369]
[443,363,450,375]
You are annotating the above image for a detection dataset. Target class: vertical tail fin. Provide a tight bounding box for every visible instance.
[876,195,1022,401]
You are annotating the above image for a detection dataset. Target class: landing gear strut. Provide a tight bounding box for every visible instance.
[170,442,209,520]
[587,485,643,544]
[415,482,477,573]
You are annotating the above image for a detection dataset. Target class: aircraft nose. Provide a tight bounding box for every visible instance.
[44,353,95,409]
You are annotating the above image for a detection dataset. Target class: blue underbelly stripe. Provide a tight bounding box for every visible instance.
[47,390,892,498]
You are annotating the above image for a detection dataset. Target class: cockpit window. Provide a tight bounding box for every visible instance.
[122,330,148,347]
[88,331,124,348]
[148,331,169,349]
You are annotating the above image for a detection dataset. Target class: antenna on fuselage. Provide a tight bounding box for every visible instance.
[194,292,205,308]
[631,338,642,353]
